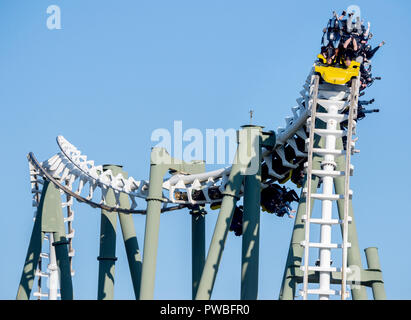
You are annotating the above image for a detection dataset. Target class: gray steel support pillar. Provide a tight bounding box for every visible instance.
[196,126,258,300]
[20,180,74,299]
[18,180,73,300]
[279,167,321,300]
[241,125,263,300]
[334,137,368,300]
[105,165,143,300]
[52,237,73,300]
[139,155,165,300]
[17,185,46,300]
[119,212,142,300]
[52,219,73,299]
[191,207,206,299]
[279,133,324,300]
[364,247,386,300]
[46,181,74,300]
[97,165,119,300]
[140,148,205,300]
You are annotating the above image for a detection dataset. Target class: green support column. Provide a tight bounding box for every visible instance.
[196,126,258,300]
[45,182,74,300]
[191,206,206,299]
[119,212,142,300]
[104,165,143,300]
[364,247,386,300]
[139,152,166,300]
[278,162,321,300]
[334,137,368,300]
[241,125,263,300]
[140,148,205,300]
[17,180,73,300]
[51,217,73,299]
[17,187,46,300]
[97,165,119,300]
[279,130,324,300]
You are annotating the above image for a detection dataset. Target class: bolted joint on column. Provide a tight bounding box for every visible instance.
[189,205,207,217]
[52,240,70,246]
[145,197,164,202]
[221,191,242,200]
[97,256,118,261]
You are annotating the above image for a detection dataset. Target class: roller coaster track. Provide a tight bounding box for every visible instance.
[25,59,361,299]
[27,69,317,213]
[300,76,360,300]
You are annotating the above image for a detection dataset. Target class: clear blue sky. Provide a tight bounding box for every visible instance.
[1,0,410,300]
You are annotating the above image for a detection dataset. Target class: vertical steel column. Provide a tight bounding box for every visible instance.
[278,166,321,300]
[196,128,250,300]
[97,165,119,300]
[139,151,165,300]
[140,148,205,300]
[241,125,262,300]
[279,134,324,300]
[191,207,206,299]
[364,247,386,300]
[28,180,73,300]
[106,165,143,300]
[17,185,46,300]
[51,183,74,301]
[334,137,368,300]
[53,239,74,300]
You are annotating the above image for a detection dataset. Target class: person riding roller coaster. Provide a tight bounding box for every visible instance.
[341,98,380,125]
[261,184,299,218]
[321,11,346,48]
[229,206,243,236]
[316,46,360,85]
[316,9,385,87]
[319,45,338,66]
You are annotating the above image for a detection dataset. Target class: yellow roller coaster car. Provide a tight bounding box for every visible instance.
[315,54,360,85]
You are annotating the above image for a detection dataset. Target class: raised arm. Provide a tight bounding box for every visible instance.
[343,37,352,49]
[352,37,358,51]
[343,37,353,49]
[364,22,371,38]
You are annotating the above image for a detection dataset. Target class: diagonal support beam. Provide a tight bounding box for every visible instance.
[17,180,73,300]
[334,136,368,300]
[279,122,324,300]
[196,126,263,300]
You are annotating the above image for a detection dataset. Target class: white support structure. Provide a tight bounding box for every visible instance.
[300,76,359,300]
[47,233,59,300]
[341,78,360,300]
[29,164,75,300]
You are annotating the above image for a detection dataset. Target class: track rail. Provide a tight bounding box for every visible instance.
[28,152,188,215]
[29,68,316,212]
[300,76,359,300]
